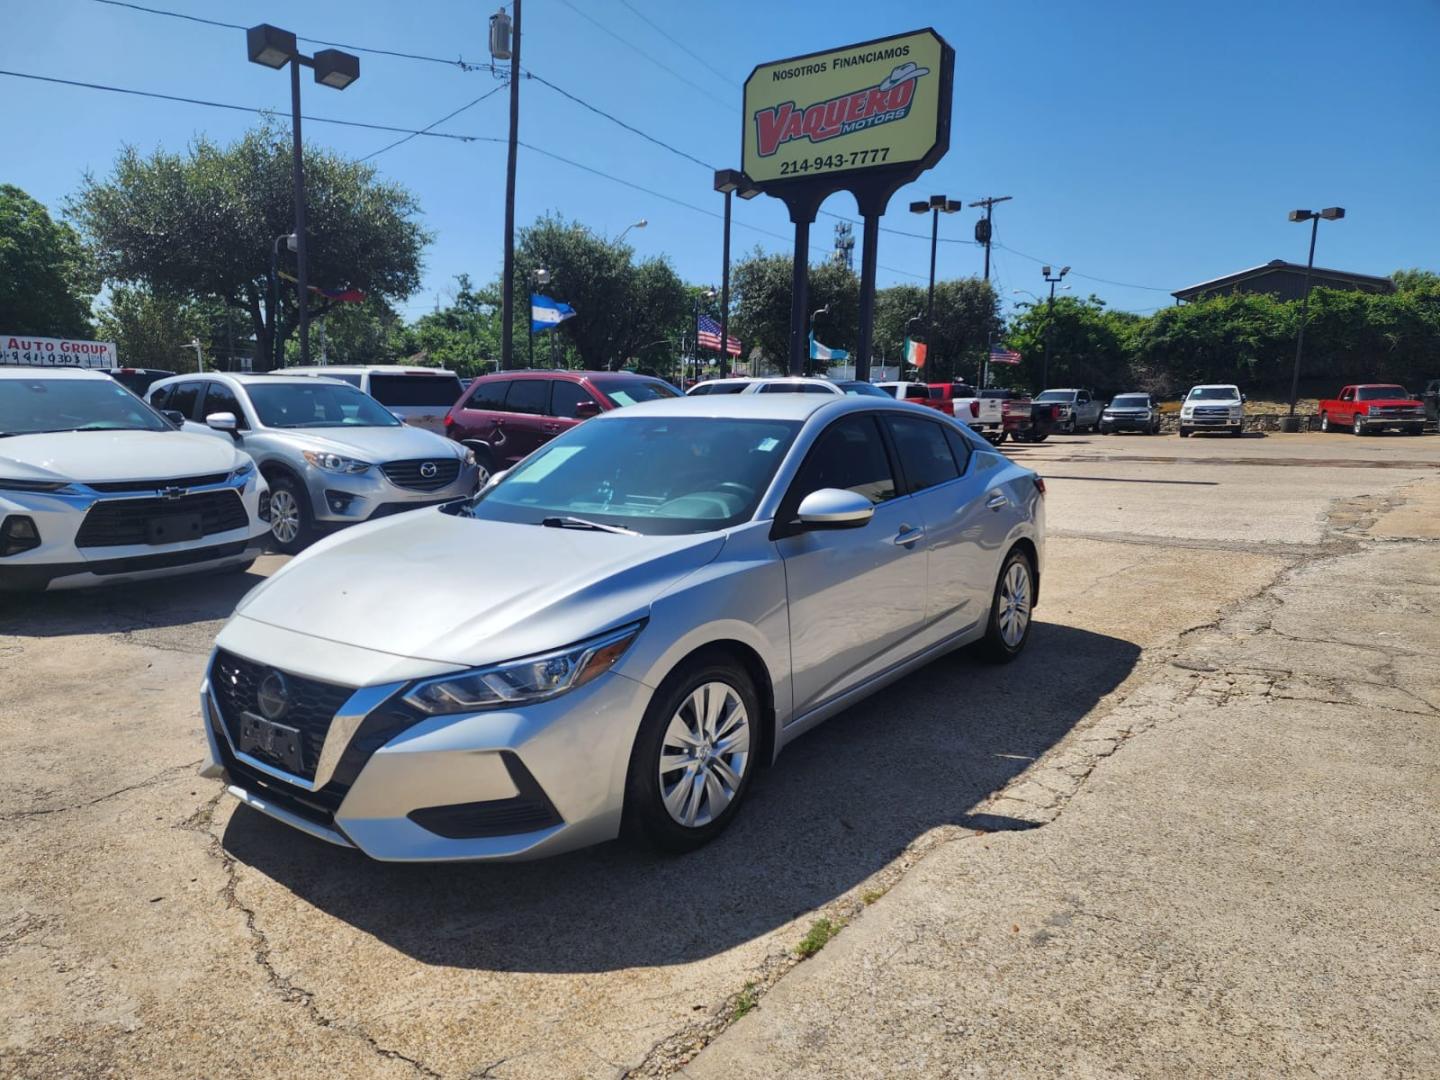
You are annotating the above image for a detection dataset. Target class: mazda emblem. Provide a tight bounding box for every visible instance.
[256,669,292,721]
[419,461,438,479]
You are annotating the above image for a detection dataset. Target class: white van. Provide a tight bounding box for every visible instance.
[278,365,464,434]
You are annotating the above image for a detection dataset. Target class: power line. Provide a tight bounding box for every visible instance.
[526,71,713,170]
[359,84,506,161]
[993,242,1171,292]
[613,0,736,89]
[0,69,479,141]
[551,0,731,112]
[91,0,483,71]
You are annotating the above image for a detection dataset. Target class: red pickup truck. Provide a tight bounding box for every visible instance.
[1318,384,1427,436]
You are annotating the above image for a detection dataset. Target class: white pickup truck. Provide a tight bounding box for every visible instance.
[1034,388,1103,433]
[945,386,1006,444]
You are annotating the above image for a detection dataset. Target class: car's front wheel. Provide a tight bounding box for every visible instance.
[626,656,760,852]
[266,473,312,554]
[978,547,1035,663]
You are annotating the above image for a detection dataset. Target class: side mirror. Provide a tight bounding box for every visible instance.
[574,400,601,419]
[206,411,238,433]
[1241,394,1247,403]
[162,409,185,427]
[796,488,874,530]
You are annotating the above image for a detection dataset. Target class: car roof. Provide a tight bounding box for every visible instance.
[1190,383,1239,390]
[587,392,930,423]
[473,369,658,381]
[283,364,458,375]
[151,371,354,388]
[0,366,109,380]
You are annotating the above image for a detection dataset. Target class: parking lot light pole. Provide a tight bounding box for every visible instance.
[246,25,359,370]
[713,170,761,378]
[1041,265,1070,390]
[269,233,296,368]
[1285,207,1346,427]
[909,195,962,348]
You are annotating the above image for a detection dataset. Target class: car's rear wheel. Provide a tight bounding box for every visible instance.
[1321,413,1333,433]
[626,657,760,852]
[978,548,1035,663]
[266,473,312,554]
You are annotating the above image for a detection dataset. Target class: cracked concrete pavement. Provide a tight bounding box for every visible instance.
[2,431,1437,1078]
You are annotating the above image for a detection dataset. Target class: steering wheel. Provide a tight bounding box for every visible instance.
[715,481,754,498]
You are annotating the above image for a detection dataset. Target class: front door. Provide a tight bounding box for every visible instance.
[776,414,928,718]
[493,377,551,466]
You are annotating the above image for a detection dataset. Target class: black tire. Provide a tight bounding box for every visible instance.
[1320,413,1333,433]
[983,431,1006,446]
[978,547,1036,664]
[1099,425,1113,435]
[1179,427,1191,438]
[1028,431,1050,443]
[463,441,496,484]
[625,654,761,853]
[1231,426,1244,438]
[265,472,313,555]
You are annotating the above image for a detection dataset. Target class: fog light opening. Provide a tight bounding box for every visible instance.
[0,515,41,557]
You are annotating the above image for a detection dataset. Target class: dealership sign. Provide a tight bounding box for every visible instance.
[1,335,117,368]
[742,29,952,187]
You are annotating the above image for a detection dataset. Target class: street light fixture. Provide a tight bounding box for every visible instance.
[713,169,760,378]
[910,195,962,378]
[246,24,360,369]
[1284,207,1346,427]
[617,218,648,243]
[1040,265,1070,390]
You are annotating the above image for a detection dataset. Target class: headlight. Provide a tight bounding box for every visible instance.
[403,622,644,715]
[302,450,372,474]
[463,447,477,466]
[0,477,72,493]
[230,458,255,482]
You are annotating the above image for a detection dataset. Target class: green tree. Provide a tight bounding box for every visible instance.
[729,250,859,373]
[511,214,688,371]
[1005,295,1140,395]
[68,123,428,370]
[0,185,98,336]
[390,275,502,376]
[872,279,1001,382]
[94,285,206,371]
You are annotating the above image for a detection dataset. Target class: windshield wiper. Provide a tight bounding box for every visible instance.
[540,515,639,536]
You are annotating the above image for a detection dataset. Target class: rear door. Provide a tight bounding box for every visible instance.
[450,377,510,452]
[493,377,551,465]
[775,413,928,717]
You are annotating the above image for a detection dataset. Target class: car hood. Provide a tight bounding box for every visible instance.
[233,508,726,668]
[0,429,244,483]
[257,423,464,462]
[1183,398,1241,408]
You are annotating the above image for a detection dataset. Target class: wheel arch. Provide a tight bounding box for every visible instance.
[1008,535,1041,608]
[649,639,778,769]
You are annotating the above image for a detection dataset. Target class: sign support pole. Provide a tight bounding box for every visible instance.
[855,213,880,382]
[788,218,810,376]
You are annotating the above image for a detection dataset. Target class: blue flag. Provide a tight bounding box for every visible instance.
[531,293,576,333]
[809,332,849,361]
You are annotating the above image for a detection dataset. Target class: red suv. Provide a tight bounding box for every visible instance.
[445,370,680,474]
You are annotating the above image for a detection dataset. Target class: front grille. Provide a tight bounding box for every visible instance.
[209,650,354,781]
[74,490,248,548]
[86,473,229,493]
[1369,407,1421,417]
[381,458,461,492]
[1194,406,1233,417]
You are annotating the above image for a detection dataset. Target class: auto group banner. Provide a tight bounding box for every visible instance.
[1,335,117,368]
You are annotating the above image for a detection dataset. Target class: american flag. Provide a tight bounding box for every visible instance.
[989,345,1022,365]
[697,315,741,357]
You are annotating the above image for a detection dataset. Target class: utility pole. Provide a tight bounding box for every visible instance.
[1041,265,1069,389]
[967,195,1012,282]
[495,3,521,371]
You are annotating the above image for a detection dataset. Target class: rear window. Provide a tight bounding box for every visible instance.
[590,377,679,408]
[876,385,898,398]
[698,382,747,396]
[368,373,463,407]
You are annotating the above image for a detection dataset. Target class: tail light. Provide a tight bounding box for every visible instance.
[443,409,454,428]
[1034,476,1046,496]
[969,400,980,418]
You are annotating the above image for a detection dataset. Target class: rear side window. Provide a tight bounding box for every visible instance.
[687,384,711,396]
[467,379,511,411]
[787,415,897,507]
[200,382,248,429]
[884,415,961,493]
[759,383,831,394]
[368,373,462,407]
[149,384,171,409]
[877,385,898,398]
[706,383,748,395]
[942,425,975,473]
[503,379,549,415]
[548,380,592,417]
[165,381,204,420]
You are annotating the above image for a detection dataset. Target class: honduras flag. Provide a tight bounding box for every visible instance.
[809,332,848,362]
[531,293,576,333]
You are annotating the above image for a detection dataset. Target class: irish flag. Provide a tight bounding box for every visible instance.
[905,337,927,368]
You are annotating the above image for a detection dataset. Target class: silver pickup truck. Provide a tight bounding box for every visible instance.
[1033,388,1102,433]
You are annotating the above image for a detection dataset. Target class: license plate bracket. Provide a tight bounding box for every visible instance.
[238,711,305,775]
[146,512,203,545]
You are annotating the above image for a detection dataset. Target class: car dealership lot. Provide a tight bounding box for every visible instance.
[3,431,1437,1078]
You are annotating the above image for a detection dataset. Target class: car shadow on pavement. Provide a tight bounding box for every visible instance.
[220,621,1140,973]
[0,565,268,638]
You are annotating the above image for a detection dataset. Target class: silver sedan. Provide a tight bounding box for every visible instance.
[200,395,1046,861]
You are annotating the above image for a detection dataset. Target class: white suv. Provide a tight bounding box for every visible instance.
[1179,384,1245,437]
[0,367,269,591]
[277,365,464,433]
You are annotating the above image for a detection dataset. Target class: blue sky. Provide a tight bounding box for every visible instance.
[3,0,1437,323]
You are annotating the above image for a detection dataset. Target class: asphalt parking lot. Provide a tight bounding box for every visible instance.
[3,430,1438,1079]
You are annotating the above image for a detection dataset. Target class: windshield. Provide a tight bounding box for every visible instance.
[459,416,802,536]
[1356,386,1407,401]
[368,373,463,407]
[1187,387,1239,401]
[248,382,401,428]
[1034,391,1075,402]
[0,377,170,435]
[1110,395,1150,408]
[591,377,679,407]
[839,382,890,397]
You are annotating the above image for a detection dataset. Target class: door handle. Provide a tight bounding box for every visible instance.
[892,525,925,547]
[985,492,1009,510]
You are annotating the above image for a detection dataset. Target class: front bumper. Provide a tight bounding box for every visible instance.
[200,641,653,862]
[1182,414,1242,430]
[303,460,479,526]
[1356,413,1426,431]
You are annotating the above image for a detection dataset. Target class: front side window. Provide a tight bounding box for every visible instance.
[166,381,204,419]
[201,382,248,429]
[787,415,897,507]
[0,377,171,435]
[368,373,463,407]
[548,380,592,418]
[462,417,802,536]
[884,415,961,493]
[246,382,401,428]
